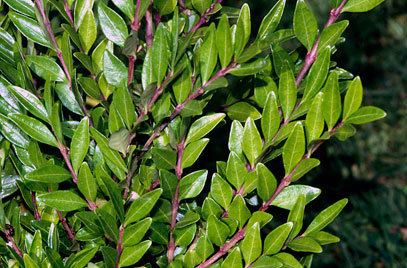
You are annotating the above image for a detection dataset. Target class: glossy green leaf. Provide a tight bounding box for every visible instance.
[70,117,90,173]
[103,50,127,87]
[252,256,283,268]
[272,185,321,210]
[303,198,348,236]
[230,58,268,76]
[175,224,196,247]
[293,0,318,50]
[241,222,262,265]
[278,66,297,120]
[216,14,233,69]
[305,92,324,143]
[112,0,135,19]
[180,170,208,200]
[37,191,87,211]
[78,77,103,100]
[234,4,251,58]
[319,20,349,51]
[54,83,83,115]
[261,92,280,143]
[288,237,322,253]
[322,72,341,130]
[185,113,225,144]
[4,0,35,18]
[226,102,261,122]
[228,120,244,155]
[68,247,99,268]
[98,2,128,46]
[113,87,135,129]
[192,0,211,14]
[347,106,386,124]
[229,195,251,228]
[242,117,263,166]
[343,77,363,120]
[303,47,331,101]
[152,24,170,85]
[74,0,94,29]
[123,218,152,247]
[221,247,242,268]
[211,173,233,209]
[154,0,177,15]
[8,86,48,122]
[173,67,192,104]
[26,56,66,82]
[0,114,30,148]
[274,253,302,268]
[9,12,51,48]
[291,158,320,182]
[287,194,306,239]
[342,0,385,13]
[152,147,176,170]
[8,113,58,147]
[207,215,230,246]
[264,222,293,255]
[124,189,162,226]
[226,152,247,189]
[182,138,209,168]
[78,162,97,201]
[120,241,151,267]
[199,24,217,84]
[79,11,97,54]
[309,231,340,245]
[25,165,71,184]
[257,0,286,42]
[257,163,277,202]
[282,122,305,174]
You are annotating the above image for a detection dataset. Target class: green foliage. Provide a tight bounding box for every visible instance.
[0,0,385,267]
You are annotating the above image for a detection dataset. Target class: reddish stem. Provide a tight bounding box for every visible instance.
[1,225,23,257]
[145,8,154,48]
[58,211,76,241]
[295,0,348,87]
[31,192,41,220]
[131,0,142,31]
[189,0,223,33]
[128,55,136,86]
[63,0,74,26]
[115,225,125,268]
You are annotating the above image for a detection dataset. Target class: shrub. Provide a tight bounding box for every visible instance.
[0,0,386,267]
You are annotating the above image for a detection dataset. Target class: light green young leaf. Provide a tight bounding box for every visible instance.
[272,185,321,210]
[293,0,318,50]
[228,120,244,155]
[8,86,48,122]
[74,0,94,29]
[8,113,58,147]
[229,195,251,228]
[152,24,170,86]
[79,11,97,54]
[303,47,331,101]
[8,12,51,48]
[71,117,90,173]
[226,152,247,189]
[288,237,322,253]
[256,163,277,202]
[287,194,306,240]
[241,222,262,265]
[263,222,293,255]
[185,113,225,144]
[4,0,35,18]
[305,92,324,143]
[154,0,177,15]
[230,58,268,76]
[303,198,348,236]
[282,122,305,174]
[309,231,340,245]
[103,50,127,87]
[25,165,71,184]
[173,66,192,104]
[120,241,151,267]
[234,4,251,58]
[343,77,363,120]
[342,0,385,13]
[123,218,152,247]
[112,0,135,19]
[207,215,230,246]
[113,87,135,129]
[26,56,66,82]
[274,253,302,268]
[347,106,386,124]
[124,189,162,226]
[242,117,263,166]
[322,72,341,130]
[261,92,280,143]
[180,170,208,200]
[221,247,242,268]
[319,20,349,51]
[37,191,87,211]
[252,256,283,268]
[199,24,217,84]
[291,158,320,182]
[257,0,286,42]
[182,138,210,169]
[278,66,297,120]
[98,2,128,46]
[192,0,211,14]
[226,102,261,122]
[216,14,233,69]
[211,173,233,210]
[78,162,97,202]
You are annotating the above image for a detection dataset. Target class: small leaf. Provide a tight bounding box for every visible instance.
[103,50,127,87]
[113,87,135,129]
[274,253,302,268]
[319,20,349,51]
[216,14,233,69]
[192,0,211,14]
[230,58,268,76]
[226,102,261,122]
[154,0,177,15]
[199,24,217,84]
[252,256,283,268]
[291,158,320,182]
[152,24,171,85]
[342,0,385,13]
[8,113,58,147]
[211,173,233,210]
[9,12,51,48]
[78,162,97,202]
[68,247,99,268]
[112,0,134,19]
[287,194,306,240]
[124,189,162,226]
[37,191,87,211]
[0,114,30,148]
[25,165,71,184]
[221,247,243,268]
[226,152,247,189]
[185,113,225,144]
[120,240,151,267]
[26,55,66,82]
[228,120,244,155]
[173,67,192,104]
[343,77,363,120]
[123,218,152,247]
[70,117,90,173]
[272,185,321,210]
[305,92,324,143]
[257,0,286,42]
[4,0,35,18]
[278,66,297,120]
[54,83,83,115]
[242,117,263,166]
[303,198,348,236]
[303,47,331,101]
[264,222,293,255]
[256,163,277,202]
[293,0,318,50]
[98,2,128,46]
[151,147,176,170]
[262,92,280,143]
[241,222,262,265]
[8,86,48,122]
[179,170,208,200]
[335,123,356,141]
[288,237,322,253]
[234,4,251,58]
[347,106,386,124]
[79,11,97,53]
[74,0,94,29]
[282,122,305,174]
[207,215,230,246]
[322,72,341,130]
[229,195,251,228]
[182,138,210,169]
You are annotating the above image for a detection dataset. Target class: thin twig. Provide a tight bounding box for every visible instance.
[1,225,23,257]
[57,211,76,242]
[131,0,142,31]
[63,0,74,27]
[145,8,154,47]
[115,225,125,268]
[31,192,41,221]
[189,0,223,33]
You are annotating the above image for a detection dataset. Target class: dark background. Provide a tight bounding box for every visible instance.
[220,0,407,267]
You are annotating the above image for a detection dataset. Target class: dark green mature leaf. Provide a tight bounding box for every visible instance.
[207,215,230,246]
[173,66,192,104]
[185,113,225,144]
[226,151,247,189]
[303,198,348,236]
[0,114,30,148]
[78,162,97,201]
[199,24,217,84]
[211,173,233,209]
[322,72,341,130]
[216,14,233,69]
[155,0,177,15]
[124,189,162,226]
[272,185,321,210]
[242,117,263,166]
[230,58,268,76]
[319,20,349,51]
[226,102,261,122]
[8,12,51,48]
[257,163,277,202]
[257,0,286,42]
[289,237,322,253]
[180,170,208,200]
[98,2,128,46]
[264,222,293,255]
[282,122,305,174]
[26,56,66,82]
[68,246,99,268]
[234,4,251,58]
[335,123,356,141]
[113,87,135,129]
[152,24,171,85]
[343,77,363,120]
[182,138,209,168]
[8,113,58,147]
[305,92,324,143]
[8,86,48,122]
[25,165,71,184]
[4,0,35,18]
[241,222,262,265]
[278,66,297,120]
[303,47,331,101]
[70,117,90,173]
[152,147,176,170]
[262,92,280,143]
[55,83,83,115]
[342,0,385,12]
[37,191,87,211]
[123,218,152,247]
[103,50,127,87]
[120,240,151,267]
[347,106,386,124]
[293,0,318,50]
